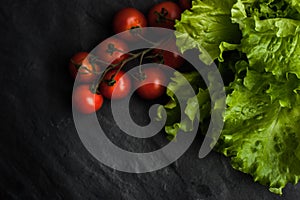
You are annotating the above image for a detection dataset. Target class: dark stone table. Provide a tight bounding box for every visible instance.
[1,0,299,199]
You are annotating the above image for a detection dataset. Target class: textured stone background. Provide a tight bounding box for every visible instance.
[0,0,299,199]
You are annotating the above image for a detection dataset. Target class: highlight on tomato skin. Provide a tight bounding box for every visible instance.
[99,70,132,100]
[69,52,102,83]
[135,66,167,100]
[73,84,104,114]
[113,7,147,41]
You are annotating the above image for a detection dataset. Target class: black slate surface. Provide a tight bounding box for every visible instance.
[1,0,300,199]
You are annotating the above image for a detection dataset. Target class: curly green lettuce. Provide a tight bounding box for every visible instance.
[156,71,211,140]
[175,0,242,64]
[160,0,300,195]
[216,68,300,194]
[231,0,300,78]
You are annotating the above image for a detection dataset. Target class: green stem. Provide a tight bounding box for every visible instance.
[136,33,157,46]
[95,34,174,92]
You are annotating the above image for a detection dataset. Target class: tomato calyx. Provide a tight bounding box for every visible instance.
[154,8,175,24]
[106,43,121,55]
[148,2,181,29]
[134,70,147,81]
[99,70,131,99]
[112,8,147,41]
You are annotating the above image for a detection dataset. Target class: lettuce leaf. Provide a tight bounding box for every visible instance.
[157,0,300,195]
[232,0,300,78]
[216,68,300,194]
[175,0,241,64]
[156,71,210,140]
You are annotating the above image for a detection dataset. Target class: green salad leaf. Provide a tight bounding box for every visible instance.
[159,0,300,194]
[175,0,242,64]
[156,71,211,140]
[216,69,300,194]
[232,0,300,78]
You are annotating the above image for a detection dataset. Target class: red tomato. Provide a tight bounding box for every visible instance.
[69,52,101,83]
[113,8,147,41]
[95,38,129,68]
[153,37,184,69]
[99,70,131,99]
[135,67,166,100]
[148,1,181,29]
[73,85,103,114]
[179,0,191,11]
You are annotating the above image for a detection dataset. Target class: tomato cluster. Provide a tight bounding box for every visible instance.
[70,1,191,114]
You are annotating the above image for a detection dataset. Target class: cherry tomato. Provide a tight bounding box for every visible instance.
[73,84,103,114]
[153,37,184,69]
[113,8,147,41]
[135,67,166,100]
[99,70,131,99]
[179,0,191,11]
[95,38,129,68]
[69,52,101,83]
[148,1,181,29]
